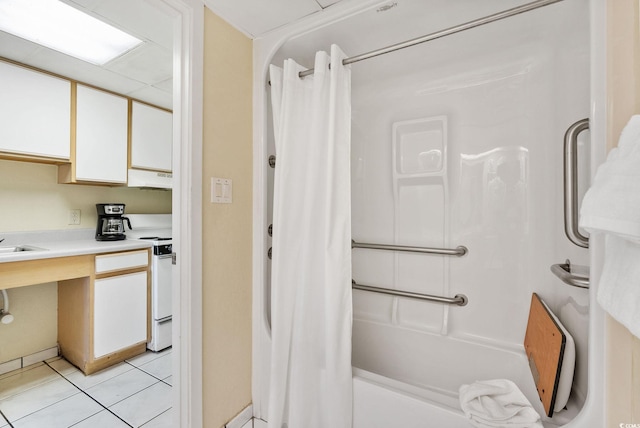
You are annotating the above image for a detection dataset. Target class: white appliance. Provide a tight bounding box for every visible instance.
[126,214,172,352]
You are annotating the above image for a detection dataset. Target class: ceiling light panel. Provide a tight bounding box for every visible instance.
[0,0,143,65]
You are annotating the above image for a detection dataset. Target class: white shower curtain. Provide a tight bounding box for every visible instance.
[268,45,353,428]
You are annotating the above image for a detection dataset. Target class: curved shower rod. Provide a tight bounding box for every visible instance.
[298,0,564,78]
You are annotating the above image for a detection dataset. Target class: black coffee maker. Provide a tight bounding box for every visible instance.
[96,203,131,241]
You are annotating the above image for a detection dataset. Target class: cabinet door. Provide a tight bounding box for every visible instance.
[93,271,147,358]
[130,101,172,172]
[0,61,70,159]
[76,85,128,183]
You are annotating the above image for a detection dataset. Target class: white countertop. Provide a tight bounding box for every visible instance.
[0,229,152,264]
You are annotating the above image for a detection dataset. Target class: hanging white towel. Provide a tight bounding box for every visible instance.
[459,379,543,428]
[579,115,640,339]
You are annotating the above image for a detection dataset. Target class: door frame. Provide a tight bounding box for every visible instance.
[152,0,204,426]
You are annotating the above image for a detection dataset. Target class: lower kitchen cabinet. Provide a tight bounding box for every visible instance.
[93,271,148,358]
[58,249,150,375]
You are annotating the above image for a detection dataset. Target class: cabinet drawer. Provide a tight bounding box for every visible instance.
[95,250,148,274]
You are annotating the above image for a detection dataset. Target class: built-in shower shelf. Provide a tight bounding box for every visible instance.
[550,260,589,289]
[392,116,447,179]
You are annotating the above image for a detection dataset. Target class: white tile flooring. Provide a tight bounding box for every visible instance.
[0,348,172,428]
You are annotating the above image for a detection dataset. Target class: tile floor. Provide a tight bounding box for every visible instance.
[0,348,172,428]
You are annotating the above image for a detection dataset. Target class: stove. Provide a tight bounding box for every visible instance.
[126,214,172,352]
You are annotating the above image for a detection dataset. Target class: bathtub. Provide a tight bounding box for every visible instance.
[252,0,607,426]
[351,319,581,428]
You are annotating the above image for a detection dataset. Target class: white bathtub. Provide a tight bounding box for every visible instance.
[353,369,469,428]
[352,319,581,428]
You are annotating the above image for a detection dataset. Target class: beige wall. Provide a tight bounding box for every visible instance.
[0,159,170,363]
[0,159,171,232]
[202,8,253,428]
[606,0,640,425]
[0,283,57,364]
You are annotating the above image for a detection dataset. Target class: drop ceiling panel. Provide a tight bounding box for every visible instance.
[316,0,343,7]
[63,0,104,10]
[106,43,172,86]
[14,47,149,94]
[153,78,173,92]
[204,0,322,37]
[91,0,174,50]
[127,85,172,110]
[60,0,104,10]
[0,32,41,63]
[15,0,176,109]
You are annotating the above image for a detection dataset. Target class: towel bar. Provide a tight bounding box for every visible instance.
[352,280,468,306]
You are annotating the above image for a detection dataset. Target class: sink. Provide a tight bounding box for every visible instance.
[0,245,47,254]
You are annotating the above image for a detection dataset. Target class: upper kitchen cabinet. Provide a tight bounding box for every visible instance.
[0,60,71,162]
[130,101,172,171]
[59,84,129,185]
[128,101,173,189]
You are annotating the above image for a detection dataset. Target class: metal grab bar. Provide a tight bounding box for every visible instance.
[352,280,468,306]
[550,260,589,289]
[564,119,590,248]
[352,240,468,257]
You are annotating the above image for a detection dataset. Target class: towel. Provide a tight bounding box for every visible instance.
[579,115,640,240]
[579,115,640,338]
[459,379,543,428]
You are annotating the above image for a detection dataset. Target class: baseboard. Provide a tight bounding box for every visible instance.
[225,404,253,428]
[0,345,59,376]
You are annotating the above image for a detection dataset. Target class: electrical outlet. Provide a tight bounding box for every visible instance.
[68,209,81,225]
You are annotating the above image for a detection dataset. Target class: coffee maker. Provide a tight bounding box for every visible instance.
[96,203,131,241]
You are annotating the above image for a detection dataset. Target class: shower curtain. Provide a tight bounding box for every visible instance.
[268,45,353,428]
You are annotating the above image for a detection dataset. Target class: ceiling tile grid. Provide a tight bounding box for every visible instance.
[0,0,173,109]
[0,0,352,111]
[203,0,347,38]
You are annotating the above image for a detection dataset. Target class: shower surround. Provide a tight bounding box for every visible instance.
[252,0,607,426]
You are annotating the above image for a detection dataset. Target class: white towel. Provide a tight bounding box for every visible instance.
[579,115,640,338]
[594,234,640,338]
[459,379,543,428]
[580,115,640,239]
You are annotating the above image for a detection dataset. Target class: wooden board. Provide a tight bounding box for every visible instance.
[1,255,93,289]
[523,293,566,417]
[58,277,91,372]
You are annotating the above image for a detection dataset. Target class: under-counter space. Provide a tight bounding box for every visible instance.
[0,229,153,374]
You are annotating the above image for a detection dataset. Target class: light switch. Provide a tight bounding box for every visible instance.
[211,177,232,203]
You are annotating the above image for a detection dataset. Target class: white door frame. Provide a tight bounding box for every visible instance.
[152,0,204,427]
